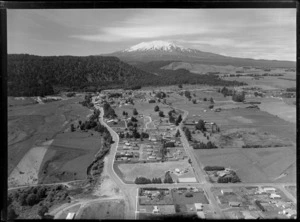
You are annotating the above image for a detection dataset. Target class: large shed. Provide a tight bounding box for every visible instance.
[177,177,197,183]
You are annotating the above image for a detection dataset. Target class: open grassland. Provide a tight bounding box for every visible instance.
[38,131,102,184]
[115,161,193,182]
[138,205,176,214]
[259,97,296,124]
[194,147,296,183]
[215,128,293,148]
[8,96,92,177]
[76,200,125,219]
[162,63,295,77]
[223,76,296,89]
[8,96,38,106]
[285,186,296,198]
[162,62,244,74]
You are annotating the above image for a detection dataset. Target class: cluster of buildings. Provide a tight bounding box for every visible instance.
[214,186,297,219]
[138,187,212,219]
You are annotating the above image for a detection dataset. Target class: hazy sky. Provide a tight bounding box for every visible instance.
[8,9,296,61]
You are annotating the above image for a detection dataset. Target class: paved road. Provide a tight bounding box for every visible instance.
[93,98,137,219]
[144,115,152,130]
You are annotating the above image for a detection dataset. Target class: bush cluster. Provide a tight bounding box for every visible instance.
[103,102,117,119]
[135,177,162,184]
[163,171,173,183]
[155,92,166,99]
[193,141,217,149]
[217,172,241,183]
[80,94,94,108]
[183,127,192,141]
[203,166,225,171]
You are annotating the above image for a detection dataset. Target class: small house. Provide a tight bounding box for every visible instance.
[263,187,276,192]
[217,171,229,178]
[270,193,281,199]
[221,188,233,195]
[229,201,241,207]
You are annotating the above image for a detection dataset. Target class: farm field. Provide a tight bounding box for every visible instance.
[8,96,92,178]
[182,105,296,144]
[215,128,293,148]
[223,75,296,89]
[162,63,295,77]
[114,160,194,183]
[8,145,49,187]
[259,97,296,124]
[194,147,296,183]
[8,96,38,106]
[38,131,102,184]
[76,200,125,219]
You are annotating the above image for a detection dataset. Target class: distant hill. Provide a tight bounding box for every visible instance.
[106,40,296,68]
[7,54,247,97]
[7,54,158,96]
[161,62,247,74]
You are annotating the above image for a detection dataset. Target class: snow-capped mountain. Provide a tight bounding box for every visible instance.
[107,40,223,63]
[105,40,296,68]
[122,40,192,53]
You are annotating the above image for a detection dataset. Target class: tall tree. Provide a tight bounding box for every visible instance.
[195,119,206,131]
[133,108,138,115]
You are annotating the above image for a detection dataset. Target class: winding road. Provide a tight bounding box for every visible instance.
[93,98,137,219]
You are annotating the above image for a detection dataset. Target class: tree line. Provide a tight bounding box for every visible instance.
[8,54,247,97]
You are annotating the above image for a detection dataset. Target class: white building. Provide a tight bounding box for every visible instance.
[177,177,197,183]
[270,193,281,199]
[283,209,297,218]
[263,187,276,192]
[221,189,233,195]
[194,203,204,211]
[153,206,160,214]
[66,212,76,220]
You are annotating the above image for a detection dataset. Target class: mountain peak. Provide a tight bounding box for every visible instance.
[123,40,190,52]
